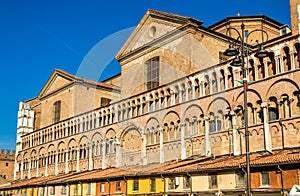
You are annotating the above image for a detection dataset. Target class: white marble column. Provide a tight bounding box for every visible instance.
[186,85,190,101]
[115,140,121,167]
[171,92,175,105]
[200,81,204,96]
[180,123,186,160]
[261,102,272,152]
[88,145,93,171]
[204,116,211,156]
[28,159,31,179]
[76,148,80,172]
[159,127,164,163]
[191,84,196,100]
[36,157,39,177]
[230,111,240,156]
[147,100,150,113]
[224,72,228,90]
[142,133,147,165]
[275,56,280,74]
[102,141,106,169]
[279,56,284,73]
[65,151,69,174]
[13,159,17,180]
[158,96,162,110]
[45,156,48,177]
[178,89,183,103]
[290,51,295,70]
[55,153,58,175]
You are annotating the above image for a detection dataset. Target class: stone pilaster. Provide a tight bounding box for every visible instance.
[76,148,80,172]
[180,123,186,160]
[261,102,272,152]
[88,145,93,171]
[36,157,39,177]
[102,141,106,169]
[55,153,58,175]
[159,127,164,163]
[45,155,48,177]
[65,151,69,174]
[204,116,211,156]
[142,133,147,165]
[115,140,121,167]
[28,158,31,179]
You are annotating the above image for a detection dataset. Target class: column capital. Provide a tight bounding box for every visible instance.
[204,116,210,121]
[180,123,186,127]
[229,110,236,116]
[261,102,268,108]
[192,117,198,122]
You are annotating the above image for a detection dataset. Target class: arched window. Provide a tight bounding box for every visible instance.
[267,52,276,76]
[209,112,221,133]
[53,101,61,123]
[257,59,265,79]
[268,97,279,121]
[283,46,291,71]
[204,75,210,95]
[212,72,217,93]
[145,57,160,90]
[281,95,291,119]
[294,43,300,69]
[219,69,225,91]
[228,67,234,88]
[249,59,255,81]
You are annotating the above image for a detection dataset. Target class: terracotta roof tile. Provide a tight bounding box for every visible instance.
[2,150,300,190]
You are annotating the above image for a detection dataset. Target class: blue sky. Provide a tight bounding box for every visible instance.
[0,0,291,150]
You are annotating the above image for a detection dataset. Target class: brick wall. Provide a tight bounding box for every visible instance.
[0,149,15,181]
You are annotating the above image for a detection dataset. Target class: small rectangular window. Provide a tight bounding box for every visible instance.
[183,175,191,189]
[53,101,61,123]
[261,171,270,186]
[150,178,156,192]
[50,186,55,195]
[168,177,176,190]
[133,179,139,191]
[86,183,92,194]
[61,185,67,195]
[116,181,121,192]
[100,183,105,193]
[145,57,160,91]
[209,173,218,189]
[74,185,78,195]
[236,173,245,187]
[5,163,8,167]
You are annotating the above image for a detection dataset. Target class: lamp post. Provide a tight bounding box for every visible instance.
[223,23,269,196]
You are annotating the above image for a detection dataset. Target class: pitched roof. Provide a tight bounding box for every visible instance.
[208,15,284,30]
[1,149,300,190]
[115,9,203,62]
[37,69,120,100]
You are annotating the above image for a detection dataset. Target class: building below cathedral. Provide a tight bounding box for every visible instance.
[1,0,300,195]
[0,149,15,185]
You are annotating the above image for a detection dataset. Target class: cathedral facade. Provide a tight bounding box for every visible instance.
[4,0,300,195]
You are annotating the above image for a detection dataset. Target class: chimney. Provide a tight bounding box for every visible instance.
[290,0,300,34]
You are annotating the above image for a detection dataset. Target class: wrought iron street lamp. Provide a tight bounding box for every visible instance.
[223,23,269,196]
